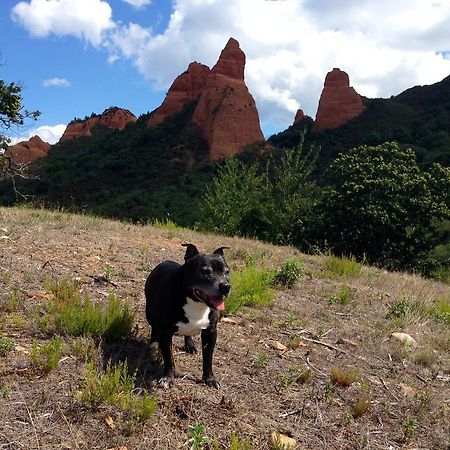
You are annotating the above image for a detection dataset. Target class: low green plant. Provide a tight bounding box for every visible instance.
[71,337,97,362]
[45,280,135,342]
[273,258,303,288]
[403,417,417,438]
[283,313,296,327]
[0,337,15,356]
[103,264,114,281]
[0,385,10,399]
[78,361,156,421]
[252,351,268,370]
[328,285,352,305]
[414,348,437,367]
[153,219,182,239]
[323,254,362,278]
[431,298,450,325]
[1,287,22,312]
[227,433,252,450]
[187,423,209,450]
[31,336,63,373]
[281,367,300,389]
[225,265,275,314]
[388,297,410,318]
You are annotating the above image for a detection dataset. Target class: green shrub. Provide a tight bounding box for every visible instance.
[328,285,352,305]
[323,254,362,278]
[432,298,450,325]
[225,265,275,314]
[31,336,63,372]
[0,337,15,356]
[273,258,304,288]
[78,360,156,421]
[388,297,410,318]
[44,279,135,342]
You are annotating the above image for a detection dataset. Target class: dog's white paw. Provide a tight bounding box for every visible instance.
[157,376,174,389]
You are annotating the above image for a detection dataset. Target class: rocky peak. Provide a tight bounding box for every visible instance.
[148,62,210,127]
[293,109,305,125]
[211,37,245,80]
[148,37,263,160]
[313,68,365,132]
[60,107,137,141]
[192,38,264,160]
[4,135,51,165]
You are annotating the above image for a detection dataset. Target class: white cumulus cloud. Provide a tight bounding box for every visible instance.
[105,0,450,130]
[43,77,71,88]
[122,0,151,8]
[11,0,114,46]
[10,124,67,145]
[11,0,450,133]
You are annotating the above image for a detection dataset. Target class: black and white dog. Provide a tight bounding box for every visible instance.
[145,243,230,388]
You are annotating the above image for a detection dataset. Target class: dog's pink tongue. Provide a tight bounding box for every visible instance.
[210,297,225,311]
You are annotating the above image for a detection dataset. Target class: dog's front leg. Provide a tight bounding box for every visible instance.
[201,327,219,389]
[158,331,175,389]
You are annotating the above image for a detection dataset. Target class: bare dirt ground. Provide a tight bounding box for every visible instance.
[0,206,449,450]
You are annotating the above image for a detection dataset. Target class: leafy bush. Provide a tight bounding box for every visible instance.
[45,279,135,342]
[323,254,362,278]
[199,136,319,246]
[328,286,352,305]
[273,258,304,288]
[78,361,156,421]
[0,337,15,356]
[225,265,275,314]
[31,337,63,373]
[317,142,450,272]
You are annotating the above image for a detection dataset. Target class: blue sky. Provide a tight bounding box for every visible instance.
[2,0,450,144]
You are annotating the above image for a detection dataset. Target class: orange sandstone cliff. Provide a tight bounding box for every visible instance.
[313,68,365,132]
[60,107,137,141]
[148,62,210,127]
[192,38,264,160]
[4,135,51,165]
[149,38,264,160]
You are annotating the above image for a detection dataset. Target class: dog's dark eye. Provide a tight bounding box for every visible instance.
[200,266,212,276]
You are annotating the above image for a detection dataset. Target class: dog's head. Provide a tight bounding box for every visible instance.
[181,243,231,311]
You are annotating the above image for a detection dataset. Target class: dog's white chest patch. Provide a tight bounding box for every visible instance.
[175,299,211,336]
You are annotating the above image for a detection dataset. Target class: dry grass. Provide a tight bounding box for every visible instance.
[0,205,449,450]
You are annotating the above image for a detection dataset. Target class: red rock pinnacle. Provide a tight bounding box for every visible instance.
[192,38,264,159]
[148,62,210,127]
[60,107,137,141]
[313,68,365,132]
[4,135,51,165]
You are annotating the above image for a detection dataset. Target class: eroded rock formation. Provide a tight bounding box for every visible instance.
[148,62,210,127]
[293,109,305,125]
[313,68,365,132]
[5,135,51,165]
[148,37,264,160]
[60,107,137,141]
[192,38,264,159]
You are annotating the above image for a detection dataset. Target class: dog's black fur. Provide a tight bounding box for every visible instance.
[145,243,230,388]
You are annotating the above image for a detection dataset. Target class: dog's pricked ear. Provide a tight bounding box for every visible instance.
[182,243,200,261]
[213,246,230,257]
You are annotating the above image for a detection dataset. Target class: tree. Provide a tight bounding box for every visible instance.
[318,142,450,271]
[1,77,40,178]
[198,158,271,238]
[198,136,319,245]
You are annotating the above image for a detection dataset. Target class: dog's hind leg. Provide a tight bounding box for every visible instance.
[157,331,175,389]
[184,336,197,354]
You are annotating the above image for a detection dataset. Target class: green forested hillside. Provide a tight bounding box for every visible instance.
[270,74,450,167]
[0,103,215,224]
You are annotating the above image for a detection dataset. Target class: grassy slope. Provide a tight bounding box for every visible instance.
[0,206,449,449]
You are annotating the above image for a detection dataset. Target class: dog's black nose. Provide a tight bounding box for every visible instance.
[219,282,231,296]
